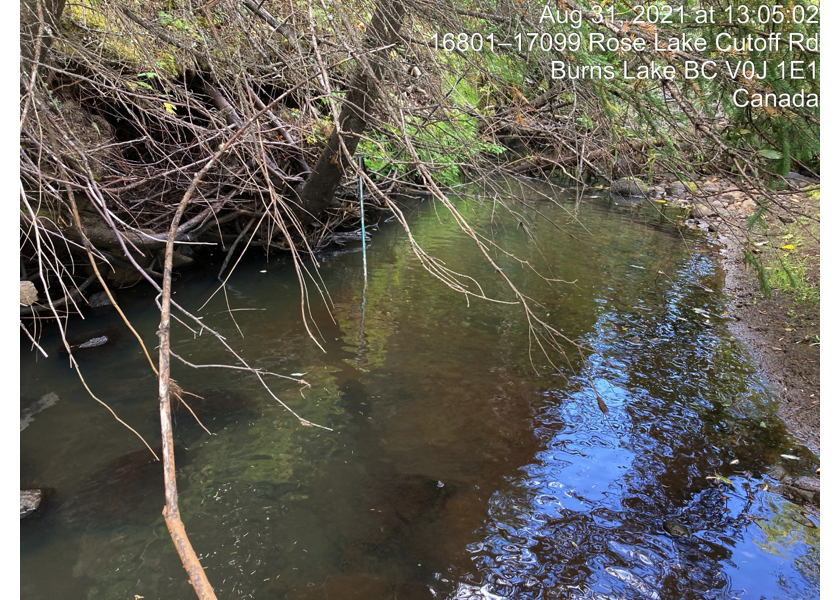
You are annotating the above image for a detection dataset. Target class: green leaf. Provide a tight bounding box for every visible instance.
[706,474,734,486]
[758,149,783,160]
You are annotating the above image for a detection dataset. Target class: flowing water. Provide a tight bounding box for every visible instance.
[21,180,819,599]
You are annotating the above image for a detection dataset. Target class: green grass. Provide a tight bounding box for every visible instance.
[762,224,819,307]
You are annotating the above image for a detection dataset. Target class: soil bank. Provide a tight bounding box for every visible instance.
[716,190,820,456]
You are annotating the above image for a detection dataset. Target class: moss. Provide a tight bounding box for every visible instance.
[60,0,193,75]
[64,0,107,30]
[62,0,144,65]
[610,176,650,196]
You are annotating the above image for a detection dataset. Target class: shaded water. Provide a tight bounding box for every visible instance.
[21,181,818,599]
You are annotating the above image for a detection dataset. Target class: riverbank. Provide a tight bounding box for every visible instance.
[712,183,820,456]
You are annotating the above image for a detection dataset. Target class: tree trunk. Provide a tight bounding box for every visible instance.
[297,1,406,222]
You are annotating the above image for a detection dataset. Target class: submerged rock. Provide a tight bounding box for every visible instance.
[610,192,643,207]
[21,392,60,432]
[663,518,691,538]
[610,177,650,197]
[20,489,43,518]
[332,229,372,245]
[773,476,820,506]
[77,336,108,349]
[87,291,113,308]
[60,446,182,525]
[60,327,122,354]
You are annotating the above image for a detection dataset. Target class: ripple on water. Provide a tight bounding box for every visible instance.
[20,189,818,600]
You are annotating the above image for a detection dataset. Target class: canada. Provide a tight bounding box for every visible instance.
[733,88,819,108]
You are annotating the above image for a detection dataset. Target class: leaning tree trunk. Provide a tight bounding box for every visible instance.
[296,0,406,221]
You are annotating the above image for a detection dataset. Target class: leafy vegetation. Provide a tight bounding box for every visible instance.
[764,222,820,306]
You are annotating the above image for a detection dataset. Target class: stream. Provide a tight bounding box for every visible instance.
[21,180,819,599]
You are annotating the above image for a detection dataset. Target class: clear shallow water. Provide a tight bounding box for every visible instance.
[21,180,818,599]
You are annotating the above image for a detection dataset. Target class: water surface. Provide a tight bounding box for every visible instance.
[21,180,819,599]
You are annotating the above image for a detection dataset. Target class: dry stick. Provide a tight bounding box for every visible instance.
[245,83,311,175]
[202,80,298,186]
[51,150,165,454]
[40,119,161,377]
[155,70,343,597]
[157,160,219,600]
[87,197,325,427]
[240,0,320,115]
[20,188,160,458]
[253,130,335,345]
[150,116,315,598]
[26,124,162,420]
[214,83,336,342]
[28,115,155,258]
[201,212,268,310]
[32,68,227,600]
[215,249,256,339]
[68,187,162,372]
[103,153,217,193]
[20,0,46,128]
[20,321,49,357]
[241,0,304,56]
[573,0,804,188]
[44,54,348,419]
[218,216,257,280]
[170,386,214,437]
[327,36,586,295]
[395,134,576,372]
[19,213,82,310]
[169,350,308,384]
[307,61,505,301]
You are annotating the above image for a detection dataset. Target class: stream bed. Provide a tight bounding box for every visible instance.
[21,180,819,599]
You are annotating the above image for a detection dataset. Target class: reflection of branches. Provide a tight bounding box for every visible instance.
[20,0,818,595]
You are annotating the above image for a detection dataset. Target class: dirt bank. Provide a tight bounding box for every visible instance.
[713,187,820,456]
